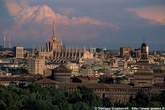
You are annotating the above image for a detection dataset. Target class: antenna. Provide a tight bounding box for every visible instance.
[3,32,10,48]
[3,34,6,48]
[8,35,11,48]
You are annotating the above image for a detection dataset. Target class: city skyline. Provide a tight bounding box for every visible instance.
[1,1,165,109]
[0,0,165,49]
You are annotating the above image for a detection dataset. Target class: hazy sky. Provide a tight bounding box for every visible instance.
[0,0,165,49]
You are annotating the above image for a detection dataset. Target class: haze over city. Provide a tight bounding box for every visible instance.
[0,0,165,49]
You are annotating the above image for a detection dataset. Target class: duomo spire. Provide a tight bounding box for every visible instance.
[38,19,94,62]
[52,20,56,40]
[53,21,55,36]
[41,20,63,52]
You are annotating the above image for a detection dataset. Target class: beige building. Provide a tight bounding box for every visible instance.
[29,57,46,75]
[67,63,79,75]
[16,46,24,59]
[120,47,132,57]
[133,68,154,87]
[131,65,165,87]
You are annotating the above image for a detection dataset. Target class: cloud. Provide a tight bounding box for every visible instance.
[3,0,119,47]
[5,0,22,16]
[128,6,165,25]
[5,0,114,27]
[16,5,114,27]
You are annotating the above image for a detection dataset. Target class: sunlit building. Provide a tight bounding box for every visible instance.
[15,46,24,59]
[29,56,46,75]
[38,26,95,64]
[120,47,132,57]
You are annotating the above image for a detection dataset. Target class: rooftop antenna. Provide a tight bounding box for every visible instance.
[8,35,12,48]
[3,32,6,48]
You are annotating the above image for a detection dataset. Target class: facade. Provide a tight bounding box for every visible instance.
[134,48,141,58]
[53,72,71,82]
[52,65,71,82]
[16,46,24,59]
[120,47,132,57]
[111,58,128,71]
[154,73,165,84]
[131,64,165,87]
[133,67,154,87]
[67,63,79,75]
[29,56,46,75]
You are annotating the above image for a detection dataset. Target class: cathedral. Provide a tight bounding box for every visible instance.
[38,25,95,64]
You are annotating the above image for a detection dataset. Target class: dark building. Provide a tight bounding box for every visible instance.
[52,65,71,82]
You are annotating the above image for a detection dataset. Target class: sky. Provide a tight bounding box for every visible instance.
[0,0,165,50]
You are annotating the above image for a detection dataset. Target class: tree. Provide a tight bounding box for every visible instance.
[149,92,161,107]
[0,100,7,110]
[98,75,114,84]
[102,96,112,107]
[133,91,150,107]
[0,83,103,110]
[159,91,165,106]
[22,96,54,110]
[78,86,101,106]
[73,102,91,110]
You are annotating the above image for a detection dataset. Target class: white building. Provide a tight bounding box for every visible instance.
[67,63,79,75]
[29,57,46,75]
[16,46,24,59]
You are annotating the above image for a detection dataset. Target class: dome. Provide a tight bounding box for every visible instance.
[141,42,147,48]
